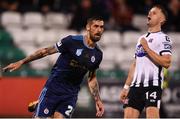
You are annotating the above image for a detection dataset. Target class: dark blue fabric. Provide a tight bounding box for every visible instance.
[45,35,103,94]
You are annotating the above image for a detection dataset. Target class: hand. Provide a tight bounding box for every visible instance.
[140,38,149,51]
[120,88,129,103]
[3,60,24,72]
[95,100,104,117]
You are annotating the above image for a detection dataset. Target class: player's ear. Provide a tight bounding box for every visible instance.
[86,24,90,31]
[161,20,165,26]
[160,17,166,26]
[160,14,166,26]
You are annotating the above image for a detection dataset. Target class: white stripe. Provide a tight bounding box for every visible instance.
[144,67,150,87]
[153,68,159,86]
[153,79,159,86]
[35,88,47,117]
[131,70,137,87]
[157,100,161,109]
[135,70,142,87]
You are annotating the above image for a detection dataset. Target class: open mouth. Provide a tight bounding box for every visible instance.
[147,17,151,21]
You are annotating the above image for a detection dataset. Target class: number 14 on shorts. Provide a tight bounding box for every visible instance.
[146,91,157,99]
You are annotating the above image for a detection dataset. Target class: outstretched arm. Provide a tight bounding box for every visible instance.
[88,70,104,117]
[3,46,58,72]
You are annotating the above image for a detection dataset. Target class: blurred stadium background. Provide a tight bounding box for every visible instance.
[0,0,180,118]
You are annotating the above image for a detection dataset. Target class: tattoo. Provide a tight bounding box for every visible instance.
[22,46,57,64]
[23,49,45,64]
[88,70,95,79]
[88,70,101,101]
[89,82,100,101]
[91,82,101,101]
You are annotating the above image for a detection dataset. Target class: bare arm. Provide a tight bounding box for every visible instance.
[140,38,172,68]
[3,46,58,72]
[120,60,136,103]
[124,60,136,87]
[88,70,104,117]
[88,70,101,101]
[21,46,58,64]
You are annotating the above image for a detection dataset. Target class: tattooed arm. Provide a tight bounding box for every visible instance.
[22,46,57,64]
[88,70,104,117]
[3,46,58,72]
[88,70,101,101]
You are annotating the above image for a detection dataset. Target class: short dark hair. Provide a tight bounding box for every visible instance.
[87,16,104,24]
[153,4,168,22]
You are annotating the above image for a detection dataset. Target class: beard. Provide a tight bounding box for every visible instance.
[89,32,101,42]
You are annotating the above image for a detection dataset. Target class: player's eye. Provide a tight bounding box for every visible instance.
[94,25,99,28]
[100,25,104,29]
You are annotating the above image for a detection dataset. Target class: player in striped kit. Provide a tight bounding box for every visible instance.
[120,5,172,118]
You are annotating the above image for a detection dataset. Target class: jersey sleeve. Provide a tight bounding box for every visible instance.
[159,35,172,56]
[54,35,72,53]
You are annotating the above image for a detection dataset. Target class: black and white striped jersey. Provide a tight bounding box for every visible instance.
[130,31,172,88]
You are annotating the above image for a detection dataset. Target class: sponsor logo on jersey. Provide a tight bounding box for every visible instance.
[148,38,153,43]
[164,44,172,50]
[76,49,83,56]
[91,56,95,62]
[135,44,147,57]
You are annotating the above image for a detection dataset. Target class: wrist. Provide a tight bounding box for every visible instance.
[95,97,101,102]
[123,84,130,90]
[144,46,150,53]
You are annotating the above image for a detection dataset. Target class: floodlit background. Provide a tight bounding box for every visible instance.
[0,0,180,118]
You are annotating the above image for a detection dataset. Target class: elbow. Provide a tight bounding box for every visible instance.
[163,64,170,69]
[162,56,172,69]
[161,58,171,69]
[163,62,171,69]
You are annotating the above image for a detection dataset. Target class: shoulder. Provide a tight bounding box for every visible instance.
[71,35,83,41]
[95,45,103,55]
[158,32,172,44]
[61,35,72,43]
[61,35,83,44]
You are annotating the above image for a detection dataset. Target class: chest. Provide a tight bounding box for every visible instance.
[137,36,160,51]
[135,35,161,57]
[146,36,160,50]
[69,44,101,70]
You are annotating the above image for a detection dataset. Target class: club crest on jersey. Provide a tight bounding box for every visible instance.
[135,44,147,57]
[148,38,153,43]
[91,56,95,62]
[76,49,83,56]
